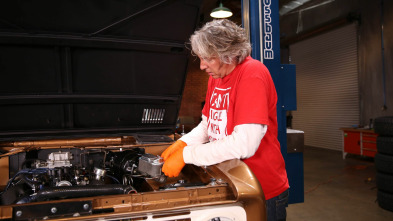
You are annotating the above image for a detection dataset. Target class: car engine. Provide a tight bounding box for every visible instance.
[0,148,166,205]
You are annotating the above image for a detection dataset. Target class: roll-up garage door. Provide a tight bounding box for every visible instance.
[289,23,359,151]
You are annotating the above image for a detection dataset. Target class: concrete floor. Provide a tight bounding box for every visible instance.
[287,146,393,221]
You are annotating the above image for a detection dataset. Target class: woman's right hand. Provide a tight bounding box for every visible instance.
[161,140,187,160]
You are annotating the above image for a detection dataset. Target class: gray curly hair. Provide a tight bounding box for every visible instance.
[190,19,251,65]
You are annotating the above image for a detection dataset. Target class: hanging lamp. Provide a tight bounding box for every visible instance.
[210,2,233,19]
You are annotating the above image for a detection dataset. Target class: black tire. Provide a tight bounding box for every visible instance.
[378,190,393,212]
[375,153,393,174]
[377,136,393,155]
[374,116,393,136]
[377,172,393,193]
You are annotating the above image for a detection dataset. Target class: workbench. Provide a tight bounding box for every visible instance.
[340,128,378,159]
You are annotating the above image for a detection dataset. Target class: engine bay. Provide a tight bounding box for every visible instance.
[0,137,253,220]
[0,146,212,206]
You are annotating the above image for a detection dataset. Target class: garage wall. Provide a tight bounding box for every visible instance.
[280,0,393,127]
[290,24,359,150]
[359,0,393,125]
[178,57,209,132]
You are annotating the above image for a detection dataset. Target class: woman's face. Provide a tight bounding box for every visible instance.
[198,56,236,79]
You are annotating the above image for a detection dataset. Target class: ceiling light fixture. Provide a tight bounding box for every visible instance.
[210,1,233,19]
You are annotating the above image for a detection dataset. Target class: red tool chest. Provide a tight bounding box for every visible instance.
[340,128,378,159]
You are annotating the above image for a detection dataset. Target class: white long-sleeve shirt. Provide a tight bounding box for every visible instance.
[180,115,267,166]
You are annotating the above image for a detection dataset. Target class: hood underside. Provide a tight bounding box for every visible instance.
[0,0,202,141]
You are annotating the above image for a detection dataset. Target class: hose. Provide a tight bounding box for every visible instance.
[3,168,47,192]
[16,184,136,204]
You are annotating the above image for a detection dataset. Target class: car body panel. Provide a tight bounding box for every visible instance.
[0,136,266,220]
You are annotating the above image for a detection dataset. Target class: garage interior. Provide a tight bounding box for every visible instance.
[179,0,393,220]
[0,0,392,220]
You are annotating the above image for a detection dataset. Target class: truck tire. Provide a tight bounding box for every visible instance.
[377,172,393,194]
[378,190,393,212]
[377,136,393,155]
[375,153,393,174]
[374,116,393,136]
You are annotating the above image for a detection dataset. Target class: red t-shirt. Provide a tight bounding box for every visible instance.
[202,56,289,200]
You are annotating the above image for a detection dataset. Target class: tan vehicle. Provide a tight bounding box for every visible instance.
[0,136,265,220]
[0,0,266,220]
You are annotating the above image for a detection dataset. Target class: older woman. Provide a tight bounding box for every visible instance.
[161,19,289,221]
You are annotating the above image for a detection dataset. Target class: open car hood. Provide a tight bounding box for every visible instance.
[0,0,202,141]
